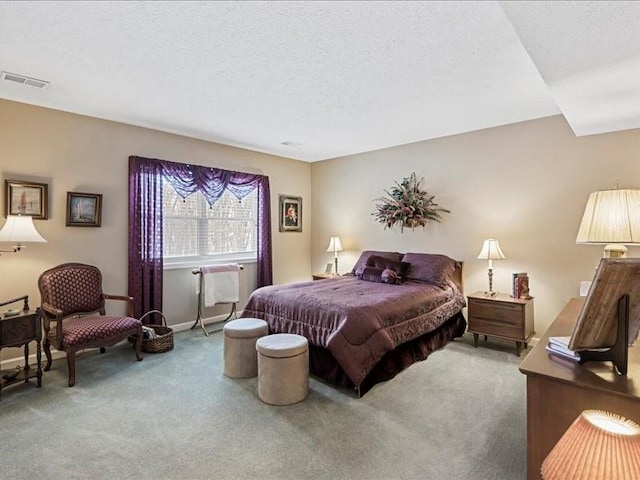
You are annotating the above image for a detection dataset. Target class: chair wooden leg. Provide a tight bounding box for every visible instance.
[66,350,77,387]
[44,337,53,371]
[134,325,143,361]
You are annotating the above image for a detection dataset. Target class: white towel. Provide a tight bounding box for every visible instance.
[201,264,240,307]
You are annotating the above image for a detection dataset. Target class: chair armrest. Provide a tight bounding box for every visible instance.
[102,294,134,317]
[41,302,63,319]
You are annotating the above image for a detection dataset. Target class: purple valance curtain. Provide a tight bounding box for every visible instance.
[128,155,272,319]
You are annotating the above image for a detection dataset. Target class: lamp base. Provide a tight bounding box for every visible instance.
[483,290,498,297]
[604,244,628,258]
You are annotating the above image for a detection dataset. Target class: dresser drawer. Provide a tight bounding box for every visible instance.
[469,299,523,325]
[467,316,521,340]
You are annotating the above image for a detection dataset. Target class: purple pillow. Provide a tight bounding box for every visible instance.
[356,266,399,285]
[350,250,403,275]
[367,255,411,280]
[401,253,457,287]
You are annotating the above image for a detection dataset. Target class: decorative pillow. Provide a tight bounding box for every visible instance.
[401,253,457,287]
[350,250,403,275]
[357,266,399,284]
[366,255,411,280]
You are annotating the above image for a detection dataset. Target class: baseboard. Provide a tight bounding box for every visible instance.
[0,311,242,370]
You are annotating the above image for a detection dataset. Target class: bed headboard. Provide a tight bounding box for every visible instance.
[452,261,464,293]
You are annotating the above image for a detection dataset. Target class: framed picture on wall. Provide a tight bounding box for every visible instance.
[66,192,103,227]
[279,194,302,232]
[5,179,48,219]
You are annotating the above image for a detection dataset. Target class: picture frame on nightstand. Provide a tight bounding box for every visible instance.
[324,263,333,274]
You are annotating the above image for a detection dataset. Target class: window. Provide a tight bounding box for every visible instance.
[162,178,257,264]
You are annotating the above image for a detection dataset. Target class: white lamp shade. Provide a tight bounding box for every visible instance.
[576,189,640,244]
[477,239,505,260]
[326,236,344,253]
[542,410,640,479]
[0,215,47,244]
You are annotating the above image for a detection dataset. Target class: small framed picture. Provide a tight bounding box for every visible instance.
[66,192,102,227]
[279,194,302,232]
[5,180,48,219]
[324,263,333,274]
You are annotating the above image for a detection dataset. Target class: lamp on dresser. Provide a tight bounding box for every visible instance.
[477,238,505,297]
[576,188,640,258]
[326,236,343,275]
[541,409,640,479]
[0,215,47,253]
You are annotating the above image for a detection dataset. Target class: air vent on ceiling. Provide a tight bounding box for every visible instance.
[281,141,303,147]
[1,71,49,89]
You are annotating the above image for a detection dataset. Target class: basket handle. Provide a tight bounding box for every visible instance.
[139,309,167,328]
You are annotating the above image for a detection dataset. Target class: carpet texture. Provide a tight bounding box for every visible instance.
[0,330,527,479]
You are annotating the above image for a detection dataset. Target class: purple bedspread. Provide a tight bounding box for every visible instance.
[241,275,466,387]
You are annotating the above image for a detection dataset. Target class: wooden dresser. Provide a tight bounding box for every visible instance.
[519,297,640,480]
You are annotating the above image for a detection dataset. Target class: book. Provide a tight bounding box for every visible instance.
[545,344,580,362]
[548,336,580,359]
[512,272,528,299]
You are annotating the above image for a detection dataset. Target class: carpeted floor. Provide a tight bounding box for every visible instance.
[0,329,528,480]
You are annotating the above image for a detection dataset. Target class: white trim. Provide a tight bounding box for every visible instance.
[164,256,256,271]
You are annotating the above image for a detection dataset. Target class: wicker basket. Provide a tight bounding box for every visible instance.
[130,310,174,353]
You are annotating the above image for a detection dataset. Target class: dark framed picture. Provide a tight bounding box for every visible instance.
[279,194,302,232]
[5,180,48,219]
[66,192,102,227]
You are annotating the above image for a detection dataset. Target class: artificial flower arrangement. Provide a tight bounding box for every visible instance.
[372,172,450,232]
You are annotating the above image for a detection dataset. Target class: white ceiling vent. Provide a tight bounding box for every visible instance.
[1,71,49,89]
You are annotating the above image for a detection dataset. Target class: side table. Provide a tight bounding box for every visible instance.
[0,308,43,399]
[312,273,338,281]
[467,291,534,356]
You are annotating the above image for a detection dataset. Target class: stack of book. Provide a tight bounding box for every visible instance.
[546,336,580,361]
[512,272,530,299]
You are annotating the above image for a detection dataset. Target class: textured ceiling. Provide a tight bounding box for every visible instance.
[0,1,636,162]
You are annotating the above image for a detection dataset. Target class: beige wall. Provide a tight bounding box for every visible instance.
[0,99,311,359]
[311,115,640,338]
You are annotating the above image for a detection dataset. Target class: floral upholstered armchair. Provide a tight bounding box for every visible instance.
[38,263,143,387]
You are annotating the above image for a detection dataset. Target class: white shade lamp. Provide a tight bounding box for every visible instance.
[542,410,640,479]
[576,188,640,258]
[477,238,505,297]
[0,215,47,253]
[326,236,343,275]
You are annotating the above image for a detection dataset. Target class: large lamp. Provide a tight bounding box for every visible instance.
[542,410,640,479]
[0,215,47,253]
[326,236,343,275]
[477,238,505,297]
[576,188,640,258]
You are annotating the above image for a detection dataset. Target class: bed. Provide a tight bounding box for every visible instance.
[241,251,467,395]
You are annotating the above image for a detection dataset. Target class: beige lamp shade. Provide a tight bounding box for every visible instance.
[576,189,640,257]
[541,410,640,480]
[476,239,505,261]
[0,215,47,251]
[326,236,344,254]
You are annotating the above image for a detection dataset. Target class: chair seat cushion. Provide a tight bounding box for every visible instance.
[52,315,141,349]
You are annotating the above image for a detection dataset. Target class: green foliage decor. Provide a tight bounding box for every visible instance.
[372,172,450,232]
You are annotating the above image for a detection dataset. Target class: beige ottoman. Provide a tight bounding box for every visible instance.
[223,318,269,378]
[256,334,309,405]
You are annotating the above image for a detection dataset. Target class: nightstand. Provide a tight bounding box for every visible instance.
[312,273,338,281]
[467,291,534,356]
[0,308,43,398]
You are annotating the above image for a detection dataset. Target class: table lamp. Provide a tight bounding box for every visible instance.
[542,409,640,479]
[326,236,343,275]
[0,215,47,253]
[477,238,505,297]
[576,188,640,258]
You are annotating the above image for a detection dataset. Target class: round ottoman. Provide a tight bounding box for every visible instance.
[256,334,309,405]
[223,318,269,378]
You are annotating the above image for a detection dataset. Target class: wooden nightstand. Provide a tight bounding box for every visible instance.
[467,291,534,356]
[0,308,43,399]
[312,273,338,281]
